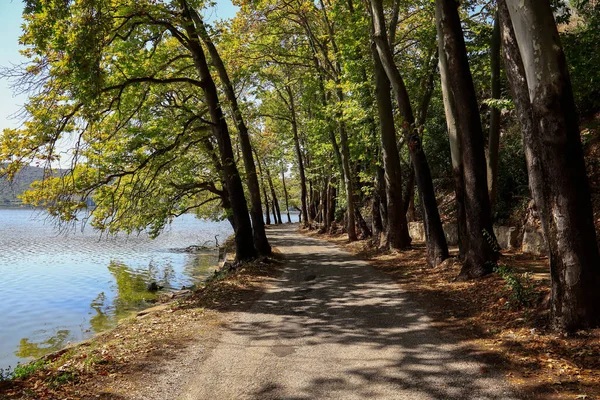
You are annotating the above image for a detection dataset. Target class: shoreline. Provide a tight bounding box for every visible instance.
[0,236,285,399]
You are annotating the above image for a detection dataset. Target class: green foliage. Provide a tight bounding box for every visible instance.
[494,125,529,224]
[494,264,537,309]
[562,1,600,116]
[12,360,48,380]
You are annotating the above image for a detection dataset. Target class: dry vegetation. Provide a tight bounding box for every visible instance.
[303,229,600,400]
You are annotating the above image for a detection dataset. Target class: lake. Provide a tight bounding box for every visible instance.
[0,208,233,371]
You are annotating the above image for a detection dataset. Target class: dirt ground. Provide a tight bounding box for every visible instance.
[305,229,600,400]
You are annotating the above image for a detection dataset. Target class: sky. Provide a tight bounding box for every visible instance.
[0,0,239,133]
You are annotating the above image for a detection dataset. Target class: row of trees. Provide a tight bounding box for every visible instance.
[2,0,599,332]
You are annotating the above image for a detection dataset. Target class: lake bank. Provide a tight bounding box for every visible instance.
[0,245,283,399]
[0,209,232,370]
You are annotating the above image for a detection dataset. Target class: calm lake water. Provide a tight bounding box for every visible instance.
[0,208,233,371]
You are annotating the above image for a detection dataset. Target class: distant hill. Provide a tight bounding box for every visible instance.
[0,166,64,206]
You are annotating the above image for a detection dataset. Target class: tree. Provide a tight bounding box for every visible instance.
[3,0,259,261]
[500,0,600,331]
[370,0,449,266]
[435,0,498,278]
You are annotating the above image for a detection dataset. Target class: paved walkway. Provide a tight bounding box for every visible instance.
[178,224,519,400]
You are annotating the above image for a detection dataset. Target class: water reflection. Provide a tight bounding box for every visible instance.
[15,330,72,360]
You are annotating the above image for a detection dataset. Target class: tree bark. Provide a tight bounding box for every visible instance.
[265,162,282,225]
[281,164,292,223]
[372,44,411,250]
[371,0,449,266]
[436,0,497,278]
[437,9,467,260]
[500,0,600,331]
[180,1,256,261]
[487,13,501,209]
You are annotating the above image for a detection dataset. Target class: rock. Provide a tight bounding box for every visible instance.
[493,225,520,250]
[147,282,163,292]
[304,274,316,282]
[522,228,547,255]
[443,223,459,246]
[408,222,425,242]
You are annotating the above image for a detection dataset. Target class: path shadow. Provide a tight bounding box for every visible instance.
[211,224,522,400]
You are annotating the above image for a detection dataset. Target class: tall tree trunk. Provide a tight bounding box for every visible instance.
[193,11,270,256]
[372,43,411,250]
[403,167,415,218]
[500,0,600,331]
[376,165,388,232]
[372,180,384,246]
[180,2,256,261]
[436,0,497,277]
[337,117,358,241]
[254,148,271,226]
[327,177,337,232]
[265,163,282,225]
[437,12,467,259]
[281,164,292,223]
[286,86,309,227]
[371,0,449,266]
[487,13,501,209]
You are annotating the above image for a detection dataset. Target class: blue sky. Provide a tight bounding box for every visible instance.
[0,0,239,133]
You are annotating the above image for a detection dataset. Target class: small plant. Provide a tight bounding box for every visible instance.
[47,371,79,388]
[494,264,537,309]
[12,359,47,380]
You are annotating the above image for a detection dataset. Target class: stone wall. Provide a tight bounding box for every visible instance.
[407,221,547,255]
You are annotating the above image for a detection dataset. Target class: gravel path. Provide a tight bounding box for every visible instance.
[176,224,520,400]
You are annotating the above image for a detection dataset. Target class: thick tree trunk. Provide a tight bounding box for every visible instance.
[286,86,309,227]
[372,43,411,250]
[180,2,256,261]
[193,12,270,256]
[436,0,497,278]
[281,165,292,223]
[371,0,448,266]
[355,207,372,239]
[501,0,600,331]
[487,13,501,209]
[437,14,467,259]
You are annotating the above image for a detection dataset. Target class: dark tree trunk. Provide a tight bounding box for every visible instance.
[403,166,415,218]
[371,0,449,266]
[488,13,501,209]
[202,138,236,230]
[253,148,271,226]
[180,2,256,261]
[376,165,388,232]
[372,182,384,246]
[193,12,270,256]
[281,165,292,223]
[438,29,467,259]
[372,43,411,250]
[355,207,372,239]
[436,0,497,277]
[265,163,282,225]
[327,177,337,232]
[500,0,600,331]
